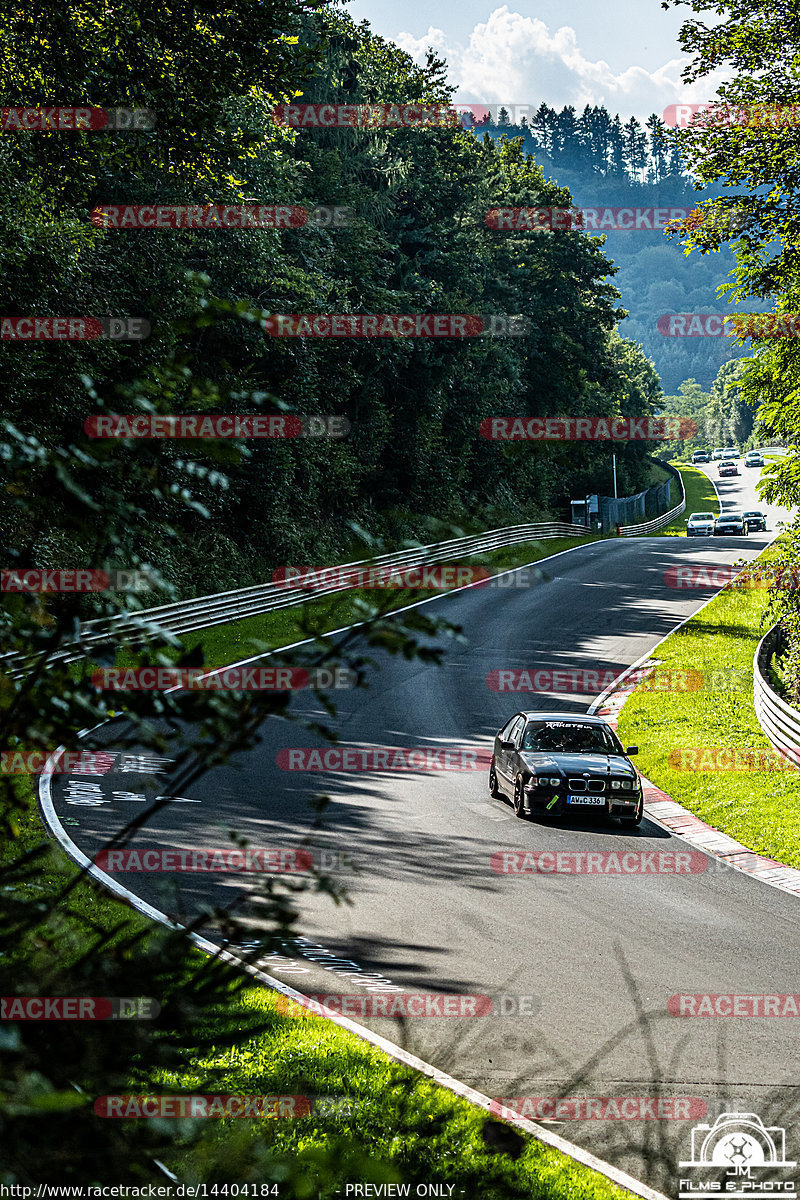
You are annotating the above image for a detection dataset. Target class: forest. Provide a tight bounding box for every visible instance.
[470,102,761,393]
[0,4,670,600]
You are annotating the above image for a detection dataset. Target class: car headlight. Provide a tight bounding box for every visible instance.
[622,780,633,790]
[611,780,621,790]
[549,777,560,786]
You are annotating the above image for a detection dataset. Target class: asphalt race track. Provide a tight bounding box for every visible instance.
[46,462,799,1191]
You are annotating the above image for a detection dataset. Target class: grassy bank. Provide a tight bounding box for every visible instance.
[3,802,629,1197]
[73,533,604,679]
[618,541,800,867]
[657,463,719,536]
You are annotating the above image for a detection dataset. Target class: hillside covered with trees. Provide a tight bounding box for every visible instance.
[1,6,669,601]
[470,103,759,392]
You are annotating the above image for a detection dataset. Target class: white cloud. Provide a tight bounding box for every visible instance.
[395,7,730,125]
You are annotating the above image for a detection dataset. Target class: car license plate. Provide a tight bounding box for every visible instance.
[567,795,605,806]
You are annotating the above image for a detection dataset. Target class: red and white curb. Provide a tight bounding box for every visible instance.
[590,658,800,899]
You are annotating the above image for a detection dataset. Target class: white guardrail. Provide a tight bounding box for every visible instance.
[753,623,800,762]
[618,462,685,537]
[4,468,689,675]
[2,520,590,675]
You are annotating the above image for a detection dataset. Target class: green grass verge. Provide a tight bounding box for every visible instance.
[149,984,631,1198]
[617,540,800,867]
[6,529,634,1193]
[655,463,719,537]
[72,534,604,680]
[4,789,629,1196]
[645,461,672,488]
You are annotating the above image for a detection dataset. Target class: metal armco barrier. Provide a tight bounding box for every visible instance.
[619,461,685,536]
[1,520,588,675]
[754,622,800,762]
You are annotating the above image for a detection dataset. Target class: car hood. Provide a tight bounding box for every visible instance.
[519,751,636,778]
[688,519,714,526]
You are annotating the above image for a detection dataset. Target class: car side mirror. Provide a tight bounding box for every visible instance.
[499,738,515,750]
[625,746,639,756]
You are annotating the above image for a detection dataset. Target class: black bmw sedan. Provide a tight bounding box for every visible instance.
[488,712,643,825]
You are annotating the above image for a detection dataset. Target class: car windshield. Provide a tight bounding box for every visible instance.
[691,513,714,520]
[521,720,620,755]
[743,511,760,518]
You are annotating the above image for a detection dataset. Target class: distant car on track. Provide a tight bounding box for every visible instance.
[718,459,739,477]
[691,450,711,464]
[686,511,716,536]
[723,446,739,459]
[742,509,767,532]
[713,511,747,536]
[712,448,725,460]
[744,450,764,467]
[488,712,643,826]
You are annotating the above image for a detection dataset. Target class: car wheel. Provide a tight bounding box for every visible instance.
[488,762,500,798]
[620,793,644,827]
[513,777,527,819]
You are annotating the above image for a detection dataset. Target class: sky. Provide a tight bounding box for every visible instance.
[341,0,729,126]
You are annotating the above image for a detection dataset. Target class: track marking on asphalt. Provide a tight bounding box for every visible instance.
[463,802,512,822]
[40,519,787,1200]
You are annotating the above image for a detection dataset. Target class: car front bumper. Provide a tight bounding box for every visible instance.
[522,788,641,816]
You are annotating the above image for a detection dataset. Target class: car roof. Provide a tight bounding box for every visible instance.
[516,712,610,725]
